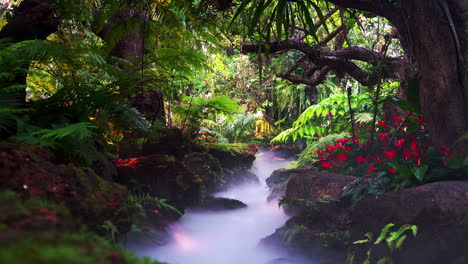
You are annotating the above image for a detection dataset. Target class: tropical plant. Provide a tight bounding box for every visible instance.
[172,94,241,134]
[349,223,418,264]
[312,113,468,198]
[272,92,373,143]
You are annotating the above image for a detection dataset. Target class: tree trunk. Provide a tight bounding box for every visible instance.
[95,9,166,124]
[330,0,468,155]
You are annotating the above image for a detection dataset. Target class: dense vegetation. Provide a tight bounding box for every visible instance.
[0,0,466,263]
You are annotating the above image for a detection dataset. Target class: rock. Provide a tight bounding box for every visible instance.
[0,142,128,232]
[113,154,200,210]
[223,169,259,186]
[285,170,356,215]
[267,183,286,202]
[350,181,468,264]
[266,168,308,188]
[190,196,247,211]
[206,143,257,170]
[0,231,149,264]
[261,169,356,262]
[183,152,224,191]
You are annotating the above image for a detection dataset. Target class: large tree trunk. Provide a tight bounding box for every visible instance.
[330,0,468,155]
[95,8,166,124]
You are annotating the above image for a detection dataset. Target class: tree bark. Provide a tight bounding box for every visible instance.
[328,0,468,155]
[95,8,166,124]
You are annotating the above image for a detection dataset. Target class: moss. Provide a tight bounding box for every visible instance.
[0,231,163,264]
[0,190,77,231]
[206,143,253,156]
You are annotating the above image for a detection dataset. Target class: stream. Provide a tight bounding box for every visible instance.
[129,150,299,264]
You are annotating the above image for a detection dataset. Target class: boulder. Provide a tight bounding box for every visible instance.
[113,154,200,210]
[183,152,224,191]
[190,196,247,211]
[349,181,468,264]
[261,169,356,262]
[266,168,309,188]
[0,142,128,232]
[223,169,259,186]
[285,170,356,215]
[206,143,257,170]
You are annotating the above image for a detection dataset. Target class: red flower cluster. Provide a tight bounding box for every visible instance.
[314,114,455,179]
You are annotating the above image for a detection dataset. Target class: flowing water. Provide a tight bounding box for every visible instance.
[129,150,297,264]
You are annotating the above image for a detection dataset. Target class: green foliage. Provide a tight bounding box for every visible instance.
[296,132,350,167]
[0,231,164,264]
[205,142,254,156]
[105,192,182,242]
[272,92,372,143]
[13,122,100,165]
[281,224,308,246]
[173,94,241,133]
[349,223,418,264]
[215,113,259,143]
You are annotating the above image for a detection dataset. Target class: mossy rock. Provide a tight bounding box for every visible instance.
[183,152,224,193]
[0,190,79,231]
[0,144,129,232]
[0,231,164,264]
[206,143,257,170]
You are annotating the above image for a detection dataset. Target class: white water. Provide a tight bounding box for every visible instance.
[129,150,296,264]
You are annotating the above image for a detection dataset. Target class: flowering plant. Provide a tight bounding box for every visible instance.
[196,129,218,144]
[315,113,467,190]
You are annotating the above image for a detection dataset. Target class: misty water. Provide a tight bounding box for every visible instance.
[128,150,299,264]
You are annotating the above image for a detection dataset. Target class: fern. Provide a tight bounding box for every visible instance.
[217,113,259,143]
[122,193,182,217]
[13,122,101,165]
[271,92,373,143]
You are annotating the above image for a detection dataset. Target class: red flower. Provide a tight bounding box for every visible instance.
[418,116,424,123]
[394,138,405,148]
[392,116,403,121]
[383,150,397,160]
[377,121,389,129]
[410,140,418,151]
[335,138,347,144]
[320,162,333,168]
[344,147,352,152]
[337,153,348,162]
[368,163,375,173]
[403,149,412,160]
[370,156,382,164]
[349,136,360,143]
[334,143,345,150]
[319,155,328,161]
[326,145,336,153]
[387,168,397,173]
[357,156,366,164]
[439,146,453,158]
[316,150,324,156]
[378,133,389,145]
[416,158,422,167]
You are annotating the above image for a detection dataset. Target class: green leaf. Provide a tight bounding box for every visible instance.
[411,165,428,183]
[375,223,395,244]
